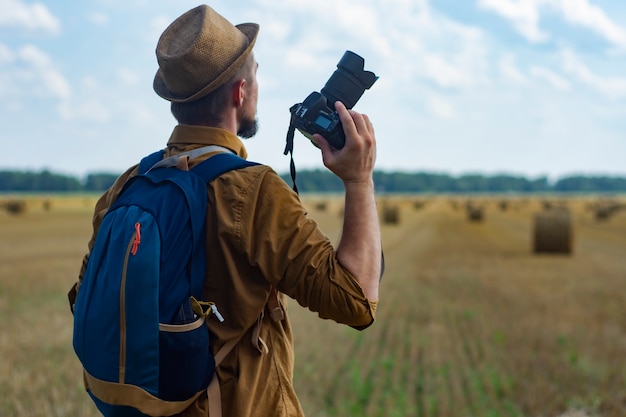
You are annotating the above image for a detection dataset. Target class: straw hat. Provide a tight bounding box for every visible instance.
[153,5,259,103]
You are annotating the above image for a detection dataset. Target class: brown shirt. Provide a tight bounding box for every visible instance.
[78,125,377,417]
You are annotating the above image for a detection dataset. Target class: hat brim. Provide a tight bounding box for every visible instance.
[154,22,259,103]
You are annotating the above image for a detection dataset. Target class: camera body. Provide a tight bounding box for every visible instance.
[289,51,378,149]
[290,92,344,148]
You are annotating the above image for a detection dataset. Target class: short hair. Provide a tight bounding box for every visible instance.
[170,53,255,126]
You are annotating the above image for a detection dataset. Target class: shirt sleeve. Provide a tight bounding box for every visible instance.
[237,168,376,330]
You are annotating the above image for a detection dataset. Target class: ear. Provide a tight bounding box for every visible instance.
[231,78,246,108]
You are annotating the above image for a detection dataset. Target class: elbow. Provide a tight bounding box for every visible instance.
[349,316,375,331]
[338,298,378,331]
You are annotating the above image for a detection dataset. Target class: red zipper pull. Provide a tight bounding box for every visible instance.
[131,222,141,255]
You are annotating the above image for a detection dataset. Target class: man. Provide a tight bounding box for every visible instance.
[77,4,382,417]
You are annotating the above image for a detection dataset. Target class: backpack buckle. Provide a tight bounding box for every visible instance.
[190,297,225,322]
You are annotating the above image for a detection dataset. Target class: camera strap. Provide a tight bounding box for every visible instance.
[283,112,299,194]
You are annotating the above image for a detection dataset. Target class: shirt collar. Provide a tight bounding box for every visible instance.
[166,124,248,160]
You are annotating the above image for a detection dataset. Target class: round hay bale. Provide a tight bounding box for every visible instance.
[533,209,573,254]
[466,205,484,222]
[42,199,53,211]
[593,202,621,221]
[541,200,553,210]
[382,204,400,225]
[595,207,611,221]
[5,199,27,215]
[314,201,327,212]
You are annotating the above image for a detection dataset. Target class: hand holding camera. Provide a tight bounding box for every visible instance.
[313,100,377,185]
[283,50,378,192]
[287,51,378,149]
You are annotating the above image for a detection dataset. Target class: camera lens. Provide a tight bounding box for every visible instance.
[321,51,378,109]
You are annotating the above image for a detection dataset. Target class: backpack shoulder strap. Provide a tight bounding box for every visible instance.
[191,152,259,182]
[138,150,165,174]
[146,146,236,173]
[138,147,258,181]
[207,334,244,417]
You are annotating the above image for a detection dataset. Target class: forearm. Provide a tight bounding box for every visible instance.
[336,179,381,301]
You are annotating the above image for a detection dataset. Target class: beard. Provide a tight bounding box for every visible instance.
[238,116,259,139]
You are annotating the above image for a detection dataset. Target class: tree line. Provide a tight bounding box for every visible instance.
[0,170,119,192]
[280,170,626,193]
[1,168,625,193]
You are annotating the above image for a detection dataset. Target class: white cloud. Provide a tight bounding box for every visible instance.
[58,98,111,122]
[334,0,379,40]
[423,54,468,88]
[18,44,50,67]
[479,0,626,49]
[415,18,490,89]
[498,53,529,84]
[0,44,79,120]
[530,66,571,91]
[478,0,549,43]
[88,12,110,26]
[561,49,626,99]
[251,0,489,87]
[56,77,107,122]
[150,15,173,43]
[0,43,15,63]
[285,50,318,70]
[354,1,489,90]
[0,0,61,34]
[18,45,71,100]
[428,94,456,119]
[558,0,626,50]
[81,76,100,91]
[263,20,291,42]
[0,44,72,104]
[116,68,140,86]
[2,0,625,178]
[56,72,154,125]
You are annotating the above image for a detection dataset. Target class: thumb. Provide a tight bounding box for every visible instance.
[312,133,331,153]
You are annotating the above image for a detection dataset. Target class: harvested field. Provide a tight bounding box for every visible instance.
[0,194,625,417]
[294,194,626,417]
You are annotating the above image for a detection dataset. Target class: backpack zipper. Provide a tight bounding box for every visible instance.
[119,224,140,383]
[131,222,141,255]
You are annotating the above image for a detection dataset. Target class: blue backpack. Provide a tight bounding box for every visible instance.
[71,148,256,417]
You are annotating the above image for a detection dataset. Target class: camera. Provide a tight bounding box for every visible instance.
[288,51,378,149]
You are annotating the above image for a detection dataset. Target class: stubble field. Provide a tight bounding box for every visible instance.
[0,193,625,417]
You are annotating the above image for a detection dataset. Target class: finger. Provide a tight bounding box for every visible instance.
[348,109,368,134]
[362,114,374,135]
[335,101,358,137]
[312,133,331,153]
[312,134,336,167]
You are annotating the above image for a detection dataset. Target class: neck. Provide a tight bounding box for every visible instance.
[212,110,238,135]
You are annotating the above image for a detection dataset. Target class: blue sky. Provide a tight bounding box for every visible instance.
[1,0,625,181]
